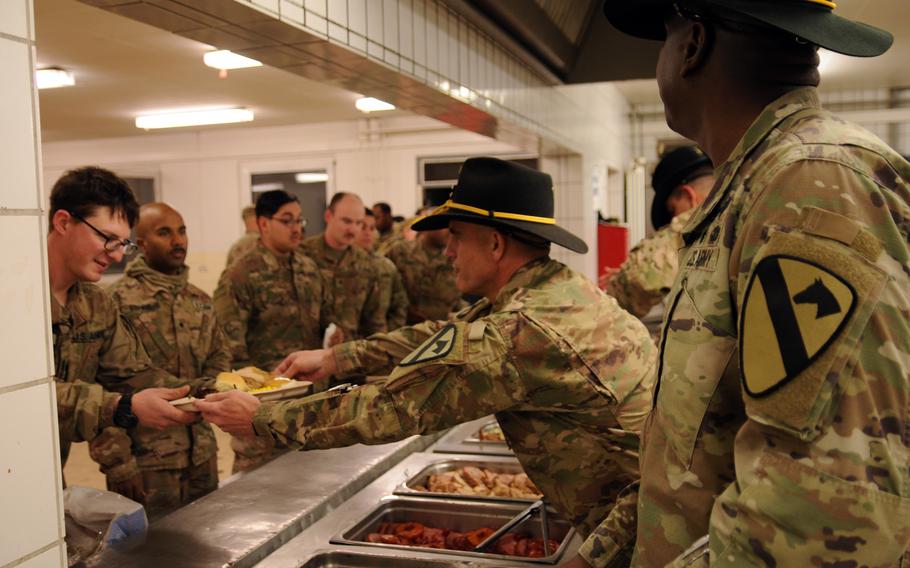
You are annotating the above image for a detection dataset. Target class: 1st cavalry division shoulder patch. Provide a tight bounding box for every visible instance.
[399,324,458,366]
[740,255,856,397]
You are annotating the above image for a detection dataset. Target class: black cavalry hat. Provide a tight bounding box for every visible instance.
[651,145,712,229]
[412,157,588,254]
[604,0,893,58]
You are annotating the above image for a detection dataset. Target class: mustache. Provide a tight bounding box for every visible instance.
[170,247,187,255]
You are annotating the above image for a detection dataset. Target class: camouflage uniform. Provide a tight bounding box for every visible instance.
[214,242,324,472]
[226,231,259,267]
[253,258,657,566]
[105,255,231,517]
[52,282,190,484]
[374,254,409,331]
[383,238,462,324]
[606,209,691,318]
[300,234,386,340]
[633,88,910,567]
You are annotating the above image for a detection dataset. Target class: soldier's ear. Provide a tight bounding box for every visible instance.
[490,229,507,261]
[680,20,714,78]
[51,209,72,236]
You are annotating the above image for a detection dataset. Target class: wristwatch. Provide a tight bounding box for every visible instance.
[113,393,139,428]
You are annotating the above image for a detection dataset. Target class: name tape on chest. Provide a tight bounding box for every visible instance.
[741,255,856,397]
[399,324,458,366]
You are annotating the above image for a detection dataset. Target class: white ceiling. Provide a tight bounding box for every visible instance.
[614,0,910,105]
[35,0,408,142]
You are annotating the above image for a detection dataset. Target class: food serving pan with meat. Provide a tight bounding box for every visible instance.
[395,458,543,504]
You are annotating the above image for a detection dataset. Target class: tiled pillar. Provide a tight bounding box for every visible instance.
[0,1,67,567]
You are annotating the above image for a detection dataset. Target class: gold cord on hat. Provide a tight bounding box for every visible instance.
[435,200,556,225]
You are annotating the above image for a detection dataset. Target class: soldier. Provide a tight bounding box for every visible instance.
[214,190,324,472]
[197,157,658,567]
[47,166,198,495]
[383,206,462,324]
[356,207,409,331]
[604,2,909,566]
[603,146,714,320]
[105,203,231,517]
[225,205,261,267]
[301,193,386,340]
[372,201,398,249]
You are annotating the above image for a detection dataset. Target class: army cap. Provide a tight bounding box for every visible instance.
[604,0,893,57]
[412,157,588,253]
[651,145,712,229]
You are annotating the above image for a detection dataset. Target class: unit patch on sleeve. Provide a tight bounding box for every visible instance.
[399,324,458,366]
[740,255,856,397]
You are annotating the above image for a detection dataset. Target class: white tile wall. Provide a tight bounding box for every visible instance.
[0,39,39,210]
[0,216,49,389]
[0,0,29,39]
[0,383,62,567]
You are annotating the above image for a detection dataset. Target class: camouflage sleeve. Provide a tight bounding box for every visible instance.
[55,380,119,443]
[706,161,910,565]
[202,311,233,377]
[358,264,389,338]
[605,229,679,318]
[89,427,140,482]
[386,262,409,331]
[332,319,449,377]
[578,482,638,568]
[253,318,525,450]
[213,268,251,367]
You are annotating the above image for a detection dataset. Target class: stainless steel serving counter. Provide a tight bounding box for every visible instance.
[429,417,515,457]
[87,434,440,568]
[255,452,581,568]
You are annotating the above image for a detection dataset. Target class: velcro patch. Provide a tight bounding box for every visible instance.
[399,324,458,366]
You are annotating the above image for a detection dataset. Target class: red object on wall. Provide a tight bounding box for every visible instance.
[597,222,628,275]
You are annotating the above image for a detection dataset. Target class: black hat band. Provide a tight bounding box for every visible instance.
[435,199,557,225]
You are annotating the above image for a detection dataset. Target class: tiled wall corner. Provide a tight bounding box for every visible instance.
[0,0,64,567]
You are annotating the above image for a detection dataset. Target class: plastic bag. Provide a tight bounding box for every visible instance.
[63,486,147,566]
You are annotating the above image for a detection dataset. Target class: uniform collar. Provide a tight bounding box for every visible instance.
[51,282,89,328]
[681,87,821,245]
[124,254,189,293]
[492,256,558,311]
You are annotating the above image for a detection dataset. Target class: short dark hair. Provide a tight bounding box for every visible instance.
[255,190,298,218]
[49,166,140,231]
[364,207,374,217]
[328,192,359,212]
[373,202,392,215]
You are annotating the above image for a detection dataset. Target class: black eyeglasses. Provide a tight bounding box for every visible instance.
[269,216,307,229]
[70,212,139,256]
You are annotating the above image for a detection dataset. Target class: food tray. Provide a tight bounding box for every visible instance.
[330,497,573,564]
[298,550,491,567]
[463,421,507,444]
[394,458,540,504]
[169,380,313,411]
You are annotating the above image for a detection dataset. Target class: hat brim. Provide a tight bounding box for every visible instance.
[413,210,589,254]
[650,188,674,230]
[604,0,893,57]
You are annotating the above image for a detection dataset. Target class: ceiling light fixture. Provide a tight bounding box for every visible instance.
[355,97,395,113]
[295,172,329,183]
[135,108,254,130]
[252,182,284,192]
[36,67,75,89]
[203,50,263,70]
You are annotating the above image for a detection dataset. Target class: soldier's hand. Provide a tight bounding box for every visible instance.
[273,349,337,382]
[132,386,198,429]
[108,472,146,504]
[195,391,260,437]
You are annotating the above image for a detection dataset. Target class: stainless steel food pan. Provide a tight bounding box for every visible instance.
[298,549,492,567]
[394,458,540,504]
[330,497,573,564]
[463,421,507,444]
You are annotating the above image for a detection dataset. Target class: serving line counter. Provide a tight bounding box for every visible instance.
[254,451,581,568]
[87,433,442,568]
[429,417,515,457]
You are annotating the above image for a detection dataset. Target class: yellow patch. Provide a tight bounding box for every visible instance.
[741,256,855,397]
[399,324,458,366]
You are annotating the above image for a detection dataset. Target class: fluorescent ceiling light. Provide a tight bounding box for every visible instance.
[135,108,254,130]
[295,172,329,183]
[204,50,263,70]
[36,67,75,89]
[252,182,284,192]
[355,97,395,113]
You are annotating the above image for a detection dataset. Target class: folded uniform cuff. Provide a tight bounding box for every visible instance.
[252,403,277,444]
[103,459,141,483]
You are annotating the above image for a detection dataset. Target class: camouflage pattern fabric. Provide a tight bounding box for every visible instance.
[383,238,462,324]
[374,254,409,331]
[226,231,260,267]
[634,88,910,567]
[101,255,230,514]
[300,234,386,340]
[214,241,324,370]
[140,455,218,521]
[606,209,691,318]
[52,282,193,482]
[252,257,657,566]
